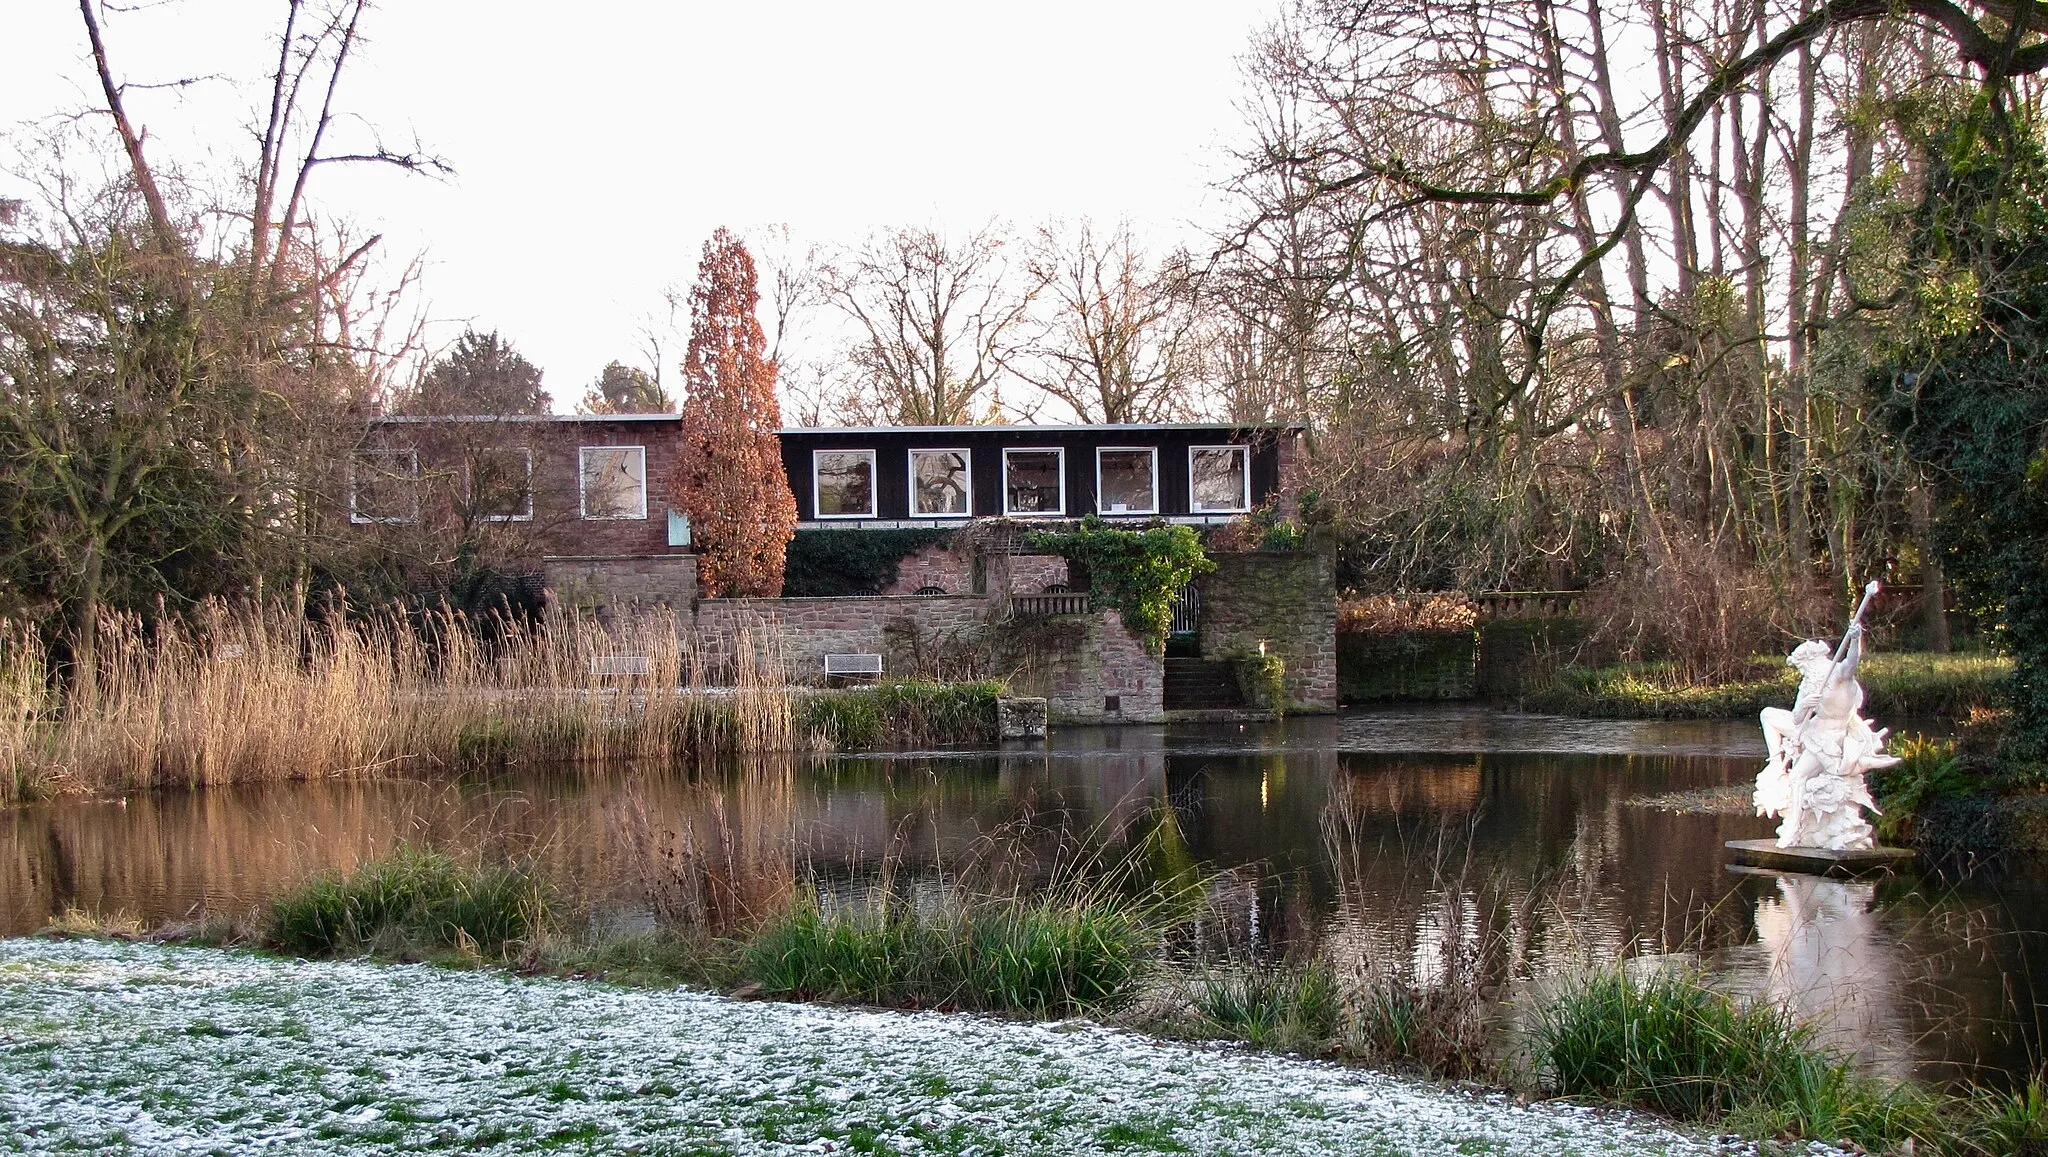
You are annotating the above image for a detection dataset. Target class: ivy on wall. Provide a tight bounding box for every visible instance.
[1026,517,1213,652]
[781,529,954,597]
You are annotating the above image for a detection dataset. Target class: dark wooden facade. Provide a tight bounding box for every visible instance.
[778,424,1299,526]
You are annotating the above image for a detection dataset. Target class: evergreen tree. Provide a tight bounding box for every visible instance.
[409,330,549,415]
[578,361,673,414]
[1879,118,2048,768]
[671,230,796,597]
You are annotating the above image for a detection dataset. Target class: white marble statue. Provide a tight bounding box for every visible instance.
[1754,581,1900,851]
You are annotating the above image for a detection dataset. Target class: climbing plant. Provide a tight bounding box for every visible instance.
[1026,518,1212,652]
[781,529,954,597]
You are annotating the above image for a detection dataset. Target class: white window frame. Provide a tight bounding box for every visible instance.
[1002,447,1067,516]
[908,447,974,518]
[471,447,534,523]
[578,445,648,520]
[349,449,419,525]
[1094,446,1159,516]
[1188,444,1252,514]
[812,448,878,520]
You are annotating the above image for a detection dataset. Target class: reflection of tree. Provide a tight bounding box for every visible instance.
[607,760,796,937]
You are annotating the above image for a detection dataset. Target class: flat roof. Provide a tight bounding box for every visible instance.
[777,422,1302,435]
[372,413,680,423]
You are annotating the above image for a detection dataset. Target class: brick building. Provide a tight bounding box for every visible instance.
[347,417,1330,718]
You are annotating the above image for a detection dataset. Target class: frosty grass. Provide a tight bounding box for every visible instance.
[1,938,1744,1155]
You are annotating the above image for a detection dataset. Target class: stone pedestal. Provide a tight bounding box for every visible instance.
[1725,839,1914,877]
[997,697,1048,740]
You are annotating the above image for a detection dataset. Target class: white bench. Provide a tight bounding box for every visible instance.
[823,653,883,677]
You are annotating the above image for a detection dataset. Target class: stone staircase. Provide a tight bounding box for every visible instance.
[1163,658,1244,711]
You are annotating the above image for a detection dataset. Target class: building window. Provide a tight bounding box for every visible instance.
[470,448,533,522]
[579,445,647,519]
[349,449,418,524]
[1190,445,1251,513]
[909,448,972,517]
[1004,448,1065,515]
[1095,447,1157,515]
[813,449,876,518]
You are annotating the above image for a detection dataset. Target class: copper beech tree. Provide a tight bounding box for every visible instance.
[671,230,797,597]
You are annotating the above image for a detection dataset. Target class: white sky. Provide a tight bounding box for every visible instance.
[1,1,1279,405]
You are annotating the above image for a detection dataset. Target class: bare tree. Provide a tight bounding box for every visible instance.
[1019,219,1198,423]
[820,224,1041,425]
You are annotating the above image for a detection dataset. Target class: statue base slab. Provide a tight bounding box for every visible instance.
[1725,839,1913,877]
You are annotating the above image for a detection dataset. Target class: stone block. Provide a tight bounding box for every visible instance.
[997,697,1048,739]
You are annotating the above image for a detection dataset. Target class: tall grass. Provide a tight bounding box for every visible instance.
[1534,967,1958,1152]
[741,887,1153,1015]
[264,846,553,961]
[0,600,1010,805]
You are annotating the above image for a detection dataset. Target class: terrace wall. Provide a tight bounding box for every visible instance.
[543,554,699,617]
[1198,552,1338,711]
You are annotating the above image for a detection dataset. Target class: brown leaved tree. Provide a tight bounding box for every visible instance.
[671,230,796,597]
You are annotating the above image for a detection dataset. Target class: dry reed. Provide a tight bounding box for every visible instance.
[0,600,801,805]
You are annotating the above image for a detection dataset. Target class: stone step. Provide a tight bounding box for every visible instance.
[1163,658,1244,710]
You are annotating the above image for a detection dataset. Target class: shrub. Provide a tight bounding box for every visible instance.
[1337,593,1478,634]
[797,680,1004,749]
[780,529,954,597]
[264,847,552,960]
[1232,652,1287,713]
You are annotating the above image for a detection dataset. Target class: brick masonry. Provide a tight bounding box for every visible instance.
[355,416,693,560]
[1198,552,1338,710]
[696,595,991,684]
[877,544,1070,598]
[1004,610,1165,723]
[543,554,700,617]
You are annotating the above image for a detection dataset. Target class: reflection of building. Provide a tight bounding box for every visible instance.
[1329,759,1483,815]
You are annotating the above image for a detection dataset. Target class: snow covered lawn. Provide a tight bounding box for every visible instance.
[0,938,1730,1155]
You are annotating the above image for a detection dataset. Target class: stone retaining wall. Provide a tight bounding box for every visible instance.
[696,595,990,683]
[1198,552,1338,710]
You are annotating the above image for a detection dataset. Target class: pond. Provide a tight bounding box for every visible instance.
[3,707,2040,1086]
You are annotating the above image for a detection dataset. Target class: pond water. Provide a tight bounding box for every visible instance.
[3,707,2040,1086]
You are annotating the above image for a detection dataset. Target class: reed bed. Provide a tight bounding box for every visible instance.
[0,600,801,805]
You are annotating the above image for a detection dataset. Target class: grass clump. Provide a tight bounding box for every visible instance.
[797,680,1005,749]
[742,887,1152,1016]
[1534,967,1949,1151]
[264,847,552,961]
[1188,962,1340,1051]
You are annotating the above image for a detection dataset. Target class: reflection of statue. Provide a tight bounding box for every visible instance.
[1745,874,1910,1077]
[1755,582,1900,851]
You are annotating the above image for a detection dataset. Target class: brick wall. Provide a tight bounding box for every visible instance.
[1198,552,1338,710]
[696,595,991,683]
[878,542,977,596]
[543,554,700,617]
[875,544,1069,598]
[356,417,691,560]
[693,594,1161,721]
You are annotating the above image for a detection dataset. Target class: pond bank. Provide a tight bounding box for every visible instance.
[0,937,1750,1156]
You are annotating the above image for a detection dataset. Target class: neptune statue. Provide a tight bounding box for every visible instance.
[1754,582,1901,852]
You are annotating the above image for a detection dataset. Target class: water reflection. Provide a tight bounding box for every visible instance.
[0,710,2039,1083]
